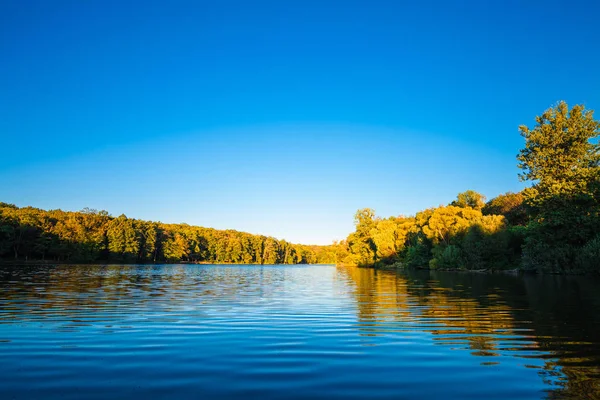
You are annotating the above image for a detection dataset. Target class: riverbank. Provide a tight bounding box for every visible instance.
[358,261,596,275]
[0,259,332,266]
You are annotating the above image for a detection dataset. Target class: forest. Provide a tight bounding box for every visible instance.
[0,204,337,265]
[337,101,600,273]
[2,101,598,272]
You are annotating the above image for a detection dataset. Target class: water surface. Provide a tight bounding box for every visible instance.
[1,264,599,399]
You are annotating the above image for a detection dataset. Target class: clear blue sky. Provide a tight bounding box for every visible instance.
[1,0,599,244]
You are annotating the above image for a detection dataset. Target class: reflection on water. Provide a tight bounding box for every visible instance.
[0,264,599,399]
[338,266,600,398]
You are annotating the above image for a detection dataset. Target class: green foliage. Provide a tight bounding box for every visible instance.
[517,102,600,272]
[339,101,600,274]
[522,236,574,274]
[5,101,600,273]
[0,203,335,265]
[429,245,463,270]
[404,232,432,268]
[341,201,517,271]
[575,234,600,273]
[451,190,486,210]
[461,224,523,270]
[107,215,140,262]
[518,101,599,206]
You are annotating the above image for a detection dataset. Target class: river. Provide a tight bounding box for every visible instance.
[0,264,599,399]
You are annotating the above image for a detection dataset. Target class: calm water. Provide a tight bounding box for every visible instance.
[1,265,599,399]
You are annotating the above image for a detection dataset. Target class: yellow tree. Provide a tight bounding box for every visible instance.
[451,190,486,210]
[420,206,481,245]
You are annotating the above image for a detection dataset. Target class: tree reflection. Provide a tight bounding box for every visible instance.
[337,266,600,398]
[0,264,289,326]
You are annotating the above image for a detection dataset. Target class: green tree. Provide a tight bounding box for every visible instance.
[138,221,158,262]
[163,231,188,262]
[517,101,600,272]
[451,190,486,210]
[347,208,377,266]
[0,203,336,265]
[106,215,140,262]
[518,101,600,208]
[518,101,600,233]
[262,237,279,264]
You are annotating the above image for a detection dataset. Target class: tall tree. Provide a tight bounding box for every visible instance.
[517,101,600,271]
[451,190,486,210]
[347,208,377,266]
[518,101,600,212]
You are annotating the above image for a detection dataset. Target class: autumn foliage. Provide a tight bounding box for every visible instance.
[339,101,600,273]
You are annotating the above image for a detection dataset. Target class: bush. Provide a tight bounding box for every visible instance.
[404,232,432,268]
[575,234,600,273]
[521,235,574,273]
[430,245,463,270]
[461,224,525,270]
[405,244,431,268]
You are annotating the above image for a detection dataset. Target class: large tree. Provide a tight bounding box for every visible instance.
[346,208,377,266]
[517,101,600,213]
[517,101,600,271]
[451,190,486,210]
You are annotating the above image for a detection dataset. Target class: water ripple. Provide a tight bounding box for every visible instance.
[0,264,599,399]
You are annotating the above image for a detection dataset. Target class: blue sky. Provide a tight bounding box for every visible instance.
[1,0,599,244]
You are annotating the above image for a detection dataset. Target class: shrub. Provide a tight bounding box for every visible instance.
[430,245,463,270]
[575,234,600,273]
[521,236,574,273]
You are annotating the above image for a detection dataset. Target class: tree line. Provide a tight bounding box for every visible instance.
[337,101,600,273]
[0,205,337,264]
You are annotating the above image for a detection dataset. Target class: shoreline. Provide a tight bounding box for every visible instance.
[0,260,332,266]
[347,262,596,276]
